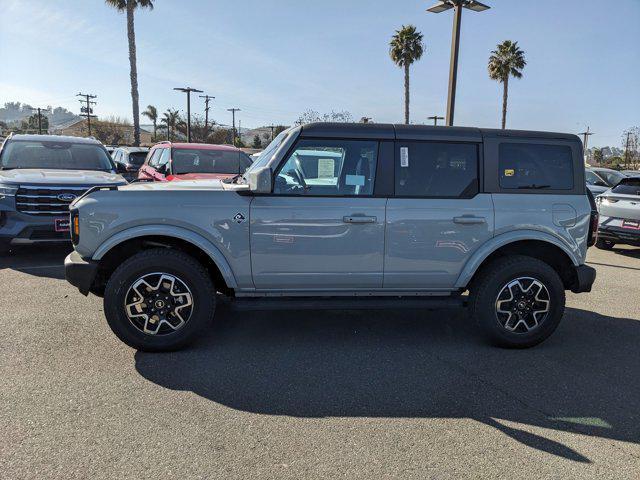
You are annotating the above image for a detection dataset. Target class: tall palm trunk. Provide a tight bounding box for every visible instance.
[152,120,156,141]
[501,75,509,130]
[404,63,410,125]
[126,1,141,146]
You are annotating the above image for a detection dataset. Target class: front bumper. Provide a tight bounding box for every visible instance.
[64,251,98,296]
[0,210,71,245]
[571,264,596,293]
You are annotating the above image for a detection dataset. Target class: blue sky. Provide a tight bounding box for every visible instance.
[1,0,638,147]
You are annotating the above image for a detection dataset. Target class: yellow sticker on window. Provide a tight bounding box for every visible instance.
[504,169,515,177]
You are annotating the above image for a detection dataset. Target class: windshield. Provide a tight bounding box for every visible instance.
[128,151,148,166]
[596,169,626,187]
[0,140,114,171]
[245,129,290,175]
[172,148,243,175]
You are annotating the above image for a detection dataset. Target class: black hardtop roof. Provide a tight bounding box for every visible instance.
[299,123,580,142]
[7,134,102,145]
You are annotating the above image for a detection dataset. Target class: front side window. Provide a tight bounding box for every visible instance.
[274,139,378,196]
[0,140,114,171]
[128,151,148,166]
[395,142,478,198]
[499,143,573,190]
[172,149,241,175]
[585,170,603,186]
[148,148,163,167]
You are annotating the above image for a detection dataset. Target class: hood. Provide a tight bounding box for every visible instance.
[168,172,237,181]
[0,169,126,185]
[119,178,251,192]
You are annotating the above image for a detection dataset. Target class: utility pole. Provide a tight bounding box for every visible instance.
[267,124,276,141]
[30,107,46,134]
[174,87,203,142]
[579,126,594,153]
[623,131,631,170]
[199,94,215,137]
[77,93,97,136]
[427,0,491,126]
[428,115,445,126]
[227,108,240,145]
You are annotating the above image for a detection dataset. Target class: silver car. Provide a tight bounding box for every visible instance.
[65,124,597,351]
[596,177,640,249]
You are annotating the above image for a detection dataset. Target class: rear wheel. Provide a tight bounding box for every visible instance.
[104,248,215,351]
[469,255,565,348]
[595,238,615,250]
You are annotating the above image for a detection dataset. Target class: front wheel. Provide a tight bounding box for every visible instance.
[469,255,565,348]
[103,248,216,352]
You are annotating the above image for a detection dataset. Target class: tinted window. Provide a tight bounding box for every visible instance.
[611,178,640,195]
[274,139,378,196]
[395,142,478,197]
[499,143,573,190]
[172,149,240,174]
[128,152,147,166]
[595,169,625,187]
[0,140,114,171]
[585,170,603,185]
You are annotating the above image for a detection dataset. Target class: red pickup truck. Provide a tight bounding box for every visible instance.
[137,142,253,182]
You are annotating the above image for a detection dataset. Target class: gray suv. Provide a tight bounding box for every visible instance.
[65,123,597,351]
[0,134,127,253]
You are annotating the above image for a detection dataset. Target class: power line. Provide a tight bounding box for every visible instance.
[77,92,97,136]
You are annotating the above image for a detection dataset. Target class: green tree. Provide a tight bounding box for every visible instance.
[160,109,180,141]
[20,113,49,133]
[142,105,158,141]
[105,0,154,146]
[592,148,603,167]
[488,40,527,129]
[252,134,262,148]
[389,25,425,125]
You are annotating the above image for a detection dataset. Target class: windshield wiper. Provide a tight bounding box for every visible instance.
[517,184,550,189]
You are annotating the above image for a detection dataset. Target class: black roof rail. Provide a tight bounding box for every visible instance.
[71,184,120,205]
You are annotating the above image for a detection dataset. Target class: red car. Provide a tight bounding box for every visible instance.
[137,142,253,182]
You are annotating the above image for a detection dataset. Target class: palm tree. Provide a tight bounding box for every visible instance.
[389,25,425,125]
[161,109,180,141]
[105,0,154,146]
[142,105,158,141]
[488,40,526,129]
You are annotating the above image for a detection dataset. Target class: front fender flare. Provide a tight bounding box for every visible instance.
[92,224,238,289]
[454,230,581,289]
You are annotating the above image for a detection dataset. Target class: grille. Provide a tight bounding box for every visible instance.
[15,185,90,216]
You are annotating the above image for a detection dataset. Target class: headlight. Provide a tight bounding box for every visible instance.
[0,183,18,199]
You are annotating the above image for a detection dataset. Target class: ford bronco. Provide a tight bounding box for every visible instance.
[65,123,597,351]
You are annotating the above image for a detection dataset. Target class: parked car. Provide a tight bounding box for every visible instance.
[0,134,127,254]
[621,169,640,177]
[104,145,118,156]
[65,123,596,352]
[137,142,253,182]
[111,146,149,181]
[585,167,627,195]
[595,176,640,250]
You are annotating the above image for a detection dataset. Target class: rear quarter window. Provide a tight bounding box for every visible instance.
[499,143,573,190]
[611,179,640,195]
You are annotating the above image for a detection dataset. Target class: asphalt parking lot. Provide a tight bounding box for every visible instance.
[1,245,639,479]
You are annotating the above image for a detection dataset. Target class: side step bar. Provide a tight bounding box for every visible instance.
[229,295,467,312]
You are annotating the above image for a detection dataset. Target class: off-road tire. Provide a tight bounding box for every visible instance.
[104,248,215,352]
[469,255,565,348]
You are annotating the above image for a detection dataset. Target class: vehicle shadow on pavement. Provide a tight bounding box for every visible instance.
[0,245,71,280]
[135,305,640,463]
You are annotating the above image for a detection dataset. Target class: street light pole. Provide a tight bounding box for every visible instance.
[427,0,490,126]
[174,87,203,142]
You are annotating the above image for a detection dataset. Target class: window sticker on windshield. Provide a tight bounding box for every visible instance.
[345,174,365,186]
[504,168,515,177]
[400,147,409,167]
[317,158,335,178]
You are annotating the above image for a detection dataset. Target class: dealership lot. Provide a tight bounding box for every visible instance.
[1,246,639,479]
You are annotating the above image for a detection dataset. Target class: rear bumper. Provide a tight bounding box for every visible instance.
[64,251,98,296]
[571,264,596,293]
[598,225,640,246]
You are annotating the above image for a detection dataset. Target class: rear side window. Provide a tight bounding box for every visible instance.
[611,178,640,195]
[394,142,478,198]
[499,143,573,190]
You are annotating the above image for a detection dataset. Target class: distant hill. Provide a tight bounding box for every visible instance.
[0,101,81,127]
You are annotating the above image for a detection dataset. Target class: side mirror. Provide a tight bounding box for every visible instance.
[248,166,272,193]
